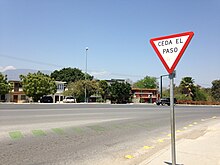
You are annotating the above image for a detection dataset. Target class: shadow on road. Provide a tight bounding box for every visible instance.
[164,161,184,165]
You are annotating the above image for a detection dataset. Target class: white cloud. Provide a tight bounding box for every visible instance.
[0,66,16,72]
[90,71,111,77]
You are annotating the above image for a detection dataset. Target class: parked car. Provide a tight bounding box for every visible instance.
[63,96,76,103]
[40,96,53,103]
[156,98,177,106]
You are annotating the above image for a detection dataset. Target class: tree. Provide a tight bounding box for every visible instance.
[203,88,213,102]
[51,67,93,83]
[211,80,220,101]
[179,77,196,101]
[110,81,131,104]
[0,73,11,95]
[194,86,207,101]
[133,76,158,89]
[98,80,110,102]
[20,72,57,102]
[64,80,99,102]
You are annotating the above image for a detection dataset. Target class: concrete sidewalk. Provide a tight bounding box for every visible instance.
[139,120,220,165]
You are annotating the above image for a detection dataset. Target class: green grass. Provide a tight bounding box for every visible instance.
[52,128,65,134]
[87,125,106,132]
[32,130,46,136]
[9,131,23,140]
[72,127,84,134]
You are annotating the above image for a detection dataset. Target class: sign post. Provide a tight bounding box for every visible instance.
[150,32,194,165]
[169,71,176,165]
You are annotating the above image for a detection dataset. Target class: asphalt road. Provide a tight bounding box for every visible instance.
[0,104,219,165]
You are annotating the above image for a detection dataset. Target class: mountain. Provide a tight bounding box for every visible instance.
[3,69,52,81]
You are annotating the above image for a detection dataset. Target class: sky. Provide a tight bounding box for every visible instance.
[0,0,220,87]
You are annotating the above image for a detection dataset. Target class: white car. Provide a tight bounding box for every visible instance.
[63,96,76,103]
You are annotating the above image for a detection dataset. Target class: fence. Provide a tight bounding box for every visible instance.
[177,100,220,105]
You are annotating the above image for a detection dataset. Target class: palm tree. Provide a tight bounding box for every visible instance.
[180,77,196,100]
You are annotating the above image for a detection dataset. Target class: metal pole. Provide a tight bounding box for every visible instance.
[160,74,169,99]
[169,72,176,165]
[160,76,162,98]
[85,47,88,103]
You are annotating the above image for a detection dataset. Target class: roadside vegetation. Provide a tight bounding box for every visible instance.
[0,68,220,104]
[20,71,57,102]
[162,77,220,105]
[133,76,158,89]
[0,73,11,96]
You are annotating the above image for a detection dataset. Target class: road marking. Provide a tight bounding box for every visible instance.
[32,130,46,136]
[176,130,181,133]
[212,116,217,119]
[52,128,64,134]
[183,127,188,130]
[193,122,198,125]
[143,146,154,149]
[125,155,134,159]
[158,139,164,143]
[167,134,171,137]
[188,124,193,127]
[9,131,23,140]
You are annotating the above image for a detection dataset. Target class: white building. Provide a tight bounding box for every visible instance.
[52,81,66,103]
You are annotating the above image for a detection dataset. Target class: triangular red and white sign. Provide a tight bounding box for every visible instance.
[150,32,194,74]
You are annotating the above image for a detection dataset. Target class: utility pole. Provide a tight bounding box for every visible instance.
[85,47,88,103]
[160,74,169,98]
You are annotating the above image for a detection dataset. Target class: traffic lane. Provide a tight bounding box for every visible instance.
[0,103,219,111]
[0,105,166,133]
[0,104,219,126]
[0,114,173,165]
[175,106,220,121]
[0,105,160,120]
[0,103,156,110]
[0,104,219,164]
[0,106,219,140]
[0,105,164,126]
[0,113,218,165]
[1,103,219,116]
[1,104,219,123]
[0,109,164,127]
[0,121,154,165]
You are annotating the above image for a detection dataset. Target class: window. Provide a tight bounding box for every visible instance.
[21,95,26,100]
[57,84,64,90]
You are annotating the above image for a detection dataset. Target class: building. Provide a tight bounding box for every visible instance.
[52,81,66,103]
[5,80,66,103]
[7,80,28,103]
[131,88,158,103]
[105,79,126,85]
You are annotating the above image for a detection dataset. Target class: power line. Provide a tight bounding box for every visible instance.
[2,54,211,87]
[0,54,64,68]
[0,54,147,78]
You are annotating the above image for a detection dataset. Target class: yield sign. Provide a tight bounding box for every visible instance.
[150,32,194,74]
